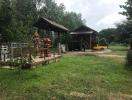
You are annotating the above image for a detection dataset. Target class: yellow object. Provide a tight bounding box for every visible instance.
[93,44,108,50]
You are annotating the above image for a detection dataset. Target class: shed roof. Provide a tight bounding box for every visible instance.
[33,17,69,33]
[71,25,98,35]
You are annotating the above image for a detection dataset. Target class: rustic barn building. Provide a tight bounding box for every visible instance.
[68,25,98,51]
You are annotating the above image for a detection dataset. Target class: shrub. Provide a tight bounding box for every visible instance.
[0,61,6,66]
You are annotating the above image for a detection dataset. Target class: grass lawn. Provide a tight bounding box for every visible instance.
[0,46,132,99]
[109,45,128,56]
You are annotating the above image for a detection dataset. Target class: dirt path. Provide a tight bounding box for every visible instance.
[68,91,132,100]
[66,49,125,58]
[97,54,125,58]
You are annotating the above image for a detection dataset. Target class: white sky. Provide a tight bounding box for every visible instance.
[55,0,126,31]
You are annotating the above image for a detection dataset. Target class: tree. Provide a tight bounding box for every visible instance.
[0,0,85,42]
[62,12,84,30]
[0,0,13,42]
[13,0,37,42]
[99,28,119,44]
[120,0,132,20]
[116,21,132,44]
[120,0,132,69]
[119,0,132,42]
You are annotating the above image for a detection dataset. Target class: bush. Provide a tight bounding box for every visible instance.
[0,61,6,66]
[126,49,132,70]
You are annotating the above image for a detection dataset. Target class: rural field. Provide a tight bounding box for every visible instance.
[0,45,132,100]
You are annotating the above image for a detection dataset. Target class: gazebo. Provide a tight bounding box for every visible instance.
[68,25,98,51]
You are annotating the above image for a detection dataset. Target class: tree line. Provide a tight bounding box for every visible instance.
[0,0,85,43]
[99,0,132,45]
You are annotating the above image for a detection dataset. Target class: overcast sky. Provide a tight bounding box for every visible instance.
[55,0,126,31]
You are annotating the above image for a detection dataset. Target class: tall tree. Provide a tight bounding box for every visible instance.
[116,21,132,44]
[63,12,84,30]
[99,28,119,44]
[119,0,132,43]
[38,0,84,30]
[12,0,38,42]
[0,0,85,42]
[0,0,13,42]
[120,0,132,20]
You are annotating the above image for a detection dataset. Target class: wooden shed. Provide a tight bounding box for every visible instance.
[68,25,98,51]
[33,17,69,55]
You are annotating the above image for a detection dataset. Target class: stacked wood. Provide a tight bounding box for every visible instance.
[32,32,41,57]
[33,32,52,58]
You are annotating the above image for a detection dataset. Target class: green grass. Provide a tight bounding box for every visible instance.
[109,45,128,56]
[0,45,132,99]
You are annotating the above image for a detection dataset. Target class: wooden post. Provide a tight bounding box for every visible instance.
[58,32,61,55]
[29,47,32,64]
[80,38,82,51]
[65,32,68,52]
[11,43,14,60]
[3,54,5,62]
[90,34,92,49]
